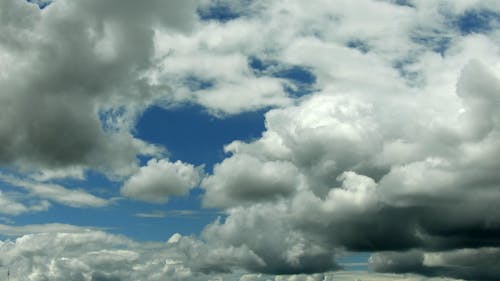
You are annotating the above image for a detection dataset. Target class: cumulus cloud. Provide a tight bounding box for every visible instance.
[0,0,197,177]
[3,0,500,280]
[202,154,301,208]
[192,19,500,280]
[121,159,202,203]
[0,228,255,281]
[0,226,465,281]
[0,229,139,281]
[190,58,500,278]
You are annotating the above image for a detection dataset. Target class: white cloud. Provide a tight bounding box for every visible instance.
[193,39,500,280]
[121,159,202,203]
[0,223,97,236]
[3,0,500,280]
[0,227,468,281]
[0,192,32,216]
[0,174,109,208]
[202,154,302,208]
[0,190,51,216]
[151,30,292,115]
[134,209,211,218]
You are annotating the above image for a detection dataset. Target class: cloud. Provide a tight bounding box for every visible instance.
[2,0,500,280]
[0,224,468,281]
[133,209,217,218]
[193,57,500,278]
[146,0,500,278]
[2,0,500,178]
[151,32,292,115]
[0,191,49,215]
[0,0,197,177]
[202,154,301,208]
[0,174,109,208]
[0,229,141,281]
[0,228,249,281]
[371,248,500,281]
[121,159,202,203]
[0,223,98,236]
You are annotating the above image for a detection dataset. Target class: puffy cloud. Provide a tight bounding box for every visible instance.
[163,0,500,278]
[202,154,301,208]
[0,0,196,177]
[0,227,204,281]
[0,228,270,281]
[203,94,381,207]
[1,230,133,281]
[194,52,500,279]
[3,0,500,280]
[121,159,202,203]
[200,204,340,274]
[151,29,292,115]
[0,227,465,281]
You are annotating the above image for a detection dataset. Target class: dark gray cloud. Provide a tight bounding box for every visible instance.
[0,0,196,176]
[371,248,500,281]
[91,273,122,281]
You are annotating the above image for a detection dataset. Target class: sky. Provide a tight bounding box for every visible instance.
[1,0,500,280]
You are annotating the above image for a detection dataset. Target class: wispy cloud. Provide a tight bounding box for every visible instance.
[0,223,101,236]
[134,209,223,218]
[0,173,109,208]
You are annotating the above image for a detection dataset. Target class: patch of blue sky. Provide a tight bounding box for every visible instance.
[6,184,218,241]
[26,0,52,9]
[337,252,370,271]
[134,104,266,173]
[392,53,424,87]
[197,2,241,22]
[0,168,45,201]
[183,75,215,91]
[52,170,120,196]
[98,106,127,133]
[9,200,210,241]
[273,66,316,85]
[384,0,415,8]
[248,56,269,72]
[410,29,452,56]
[408,8,500,57]
[128,104,269,240]
[346,39,370,54]
[248,56,317,98]
[455,9,500,35]
[0,167,216,241]
[2,99,263,242]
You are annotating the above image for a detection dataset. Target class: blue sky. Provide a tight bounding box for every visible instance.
[1,0,500,281]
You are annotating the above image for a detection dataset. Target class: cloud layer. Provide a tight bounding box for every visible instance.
[2,0,500,280]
